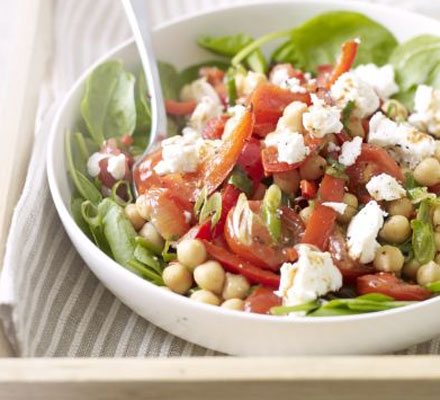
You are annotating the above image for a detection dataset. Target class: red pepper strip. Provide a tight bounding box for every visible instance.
[301,175,345,250]
[300,180,317,199]
[165,99,197,115]
[202,115,230,140]
[203,241,281,288]
[212,184,241,237]
[326,40,359,89]
[237,137,264,184]
[180,220,213,242]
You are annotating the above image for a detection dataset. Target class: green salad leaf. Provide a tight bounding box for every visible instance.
[81,60,136,145]
[411,200,436,265]
[390,35,440,109]
[134,71,151,136]
[158,61,181,100]
[271,11,398,73]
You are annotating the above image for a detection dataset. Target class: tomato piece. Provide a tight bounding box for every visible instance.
[269,64,305,84]
[328,227,374,283]
[301,175,345,250]
[357,273,431,301]
[203,241,281,288]
[141,187,191,240]
[202,115,230,139]
[249,83,311,134]
[237,137,264,183]
[212,184,241,237]
[300,180,317,199]
[165,99,197,115]
[253,122,277,137]
[280,206,305,244]
[244,287,281,314]
[326,40,359,89]
[430,183,440,196]
[180,220,213,242]
[199,66,225,86]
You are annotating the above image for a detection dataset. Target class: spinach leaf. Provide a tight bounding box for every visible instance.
[180,60,229,85]
[134,71,151,135]
[158,61,181,100]
[71,196,92,239]
[134,244,163,276]
[81,60,136,145]
[198,34,267,73]
[272,11,397,73]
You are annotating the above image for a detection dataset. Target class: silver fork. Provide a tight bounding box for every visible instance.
[121,0,168,197]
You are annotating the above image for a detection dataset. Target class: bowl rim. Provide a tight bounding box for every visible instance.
[46,0,440,326]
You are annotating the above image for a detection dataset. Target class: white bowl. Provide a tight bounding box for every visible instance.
[47,0,440,355]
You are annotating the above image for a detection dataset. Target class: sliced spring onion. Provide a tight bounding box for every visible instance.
[162,240,177,262]
[270,300,320,316]
[228,166,254,196]
[199,192,222,227]
[262,184,282,243]
[111,180,133,207]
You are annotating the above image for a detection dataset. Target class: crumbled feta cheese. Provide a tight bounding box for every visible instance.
[223,105,247,139]
[327,142,341,153]
[408,85,440,137]
[235,71,267,96]
[346,201,386,264]
[322,202,348,215]
[330,71,380,118]
[280,77,306,93]
[87,152,108,177]
[184,211,192,224]
[277,244,343,309]
[180,77,220,105]
[366,173,406,201]
[276,101,308,134]
[154,134,200,175]
[265,130,309,164]
[107,153,126,180]
[270,67,291,86]
[302,95,343,138]
[354,64,399,99]
[190,96,223,132]
[369,112,435,168]
[338,136,363,166]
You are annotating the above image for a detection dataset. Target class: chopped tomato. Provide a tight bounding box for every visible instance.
[249,83,311,136]
[357,273,431,301]
[328,227,374,282]
[301,175,345,250]
[120,134,133,147]
[244,287,281,314]
[253,122,277,137]
[202,115,230,139]
[203,241,281,288]
[430,183,440,196]
[180,220,213,242]
[165,99,197,115]
[280,206,306,244]
[237,137,264,183]
[326,40,359,89]
[199,66,225,86]
[300,180,317,199]
[140,187,190,240]
[212,184,241,237]
[269,64,305,84]
[335,131,351,145]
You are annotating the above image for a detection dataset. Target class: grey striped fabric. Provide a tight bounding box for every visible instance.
[2,0,440,357]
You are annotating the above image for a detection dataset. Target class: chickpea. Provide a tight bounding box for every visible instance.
[273,170,300,195]
[193,261,225,294]
[299,155,327,181]
[344,116,365,138]
[434,142,440,162]
[433,207,440,232]
[139,222,165,250]
[190,290,220,306]
[373,245,404,273]
[221,298,245,311]
[135,194,150,220]
[162,263,192,294]
[387,198,413,219]
[417,261,440,286]
[337,193,358,224]
[379,215,411,244]
[413,157,440,186]
[381,99,408,122]
[124,204,146,231]
[277,101,307,134]
[435,232,440,251]
[299,206,313,224]
[222,273,250,300]
[402,258,421,281]
[177,239,207,270]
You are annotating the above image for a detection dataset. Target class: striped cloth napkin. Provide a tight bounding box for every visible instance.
[1,0,440,357]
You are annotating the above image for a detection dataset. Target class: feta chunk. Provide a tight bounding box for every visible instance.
[322,202,348,215]
[190,96,223,132]
[180,77,220,105]
[270,67,291,86]
[327,142,341,153]
[347,201,386,264]
[330,71,380,118]
[154,134,200,175]
[107,153,126,180]
[280,77,307,93]
[369,112,435,168]
[87,152,108,177]
[277,244,343,309]
[354,64,399,99]
[338,136,363,167]
[276,101,308,134]
[302,95,343,138]
[265,130,309,164]
[366,173,406,201]
[235,71,267,96]
[408,85,440,138]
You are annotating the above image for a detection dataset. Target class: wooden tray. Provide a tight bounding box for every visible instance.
[1,1,440,399]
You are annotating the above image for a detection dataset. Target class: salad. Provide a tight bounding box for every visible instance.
[66,11,440,317]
